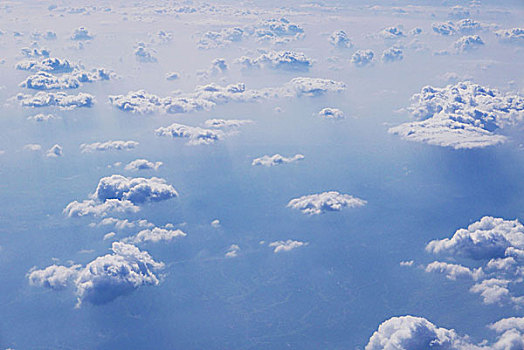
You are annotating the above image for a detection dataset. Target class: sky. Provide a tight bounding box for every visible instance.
[0,0,523,349]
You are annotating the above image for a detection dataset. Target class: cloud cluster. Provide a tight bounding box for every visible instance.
[377,26,405,39]
[16,91,95,109]
[21,47,50,58]
[433,19,490,36]
[495,28,524,45]
[71,27,94,41]
[16,57,73,73]
[80,140,139,153]
[203,119,253,129]
[351,50,374,67]
[454,35,484,53]
[64,175,178,217]
[135,42,157,63]
[29,242,164,306]
[252,154,304,167]
[155,123,224,145]
[388,81,523,149]
[381,47,403,62]
[269,240,307,253]
[329,30,352,48]
[318,107,344,119]
[125,227,186,244]
[109,77,346,115]
[365,315,524,350]
[27,113,59,122]
[423,217,524,307]
[124,159,163,171]
[20,69,111,90]
[236,50,313,71]
[287,191,366,215]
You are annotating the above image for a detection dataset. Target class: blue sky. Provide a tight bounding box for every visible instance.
[0,1,523,349]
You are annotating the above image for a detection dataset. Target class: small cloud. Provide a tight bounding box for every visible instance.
[135,42,157,63]
[351,50,374,67]
[166,72,180,81]
[252,154,304,167]
[399,260,414,267]
[288,191,367,215]
[124,159,162,171]
[80,140,138,153]
[27,113,60,122]
[381,47,403,63]
[71,27,93,41]
[46,144,63,158]
[318,107,344,120]
[225,244,240,258]
[269,240,307,253]
[24,144,42,151]
[329,30,352,48]
[211,219,220,228]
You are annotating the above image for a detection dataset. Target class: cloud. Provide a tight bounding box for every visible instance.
[155,123,224,145]
[252,154,304,167]
[27,113,59,122]
[432,22,457,36]
[16,91,94,109]
[365,315,471,350]
[211,219,220,228]
[46,144,63,158]
[225,244,240,258]
[329,30,352,48]
[15,57,74,73]
[134,42,157,63]
[109,77,345,115]
[236,50,313,71]
[425,261,483,281]
[20,68,114,91]
[166,72,180,80]
[124,227,186,244]
[80,140,139,153]
[21,47,50,58]
[124,159,163,171]
[198,27,246,49]
[71,27,93,40]
[388,81,523,149]
[203,119,253,129]
[381,47,403,62]
[489,317,524,333]
[470,278,512,305]
[287,191,366,215]
[318,107,344,119]
[29,242,164,307]
[495,28,524,45]
[269,240,307,253]
[97,217,155,231]
[351,50,374,67]
[24,144,42,151]
[400,260,414,267]
[377,26,405,39]
[454,35,484,53]
[64,175,178,217]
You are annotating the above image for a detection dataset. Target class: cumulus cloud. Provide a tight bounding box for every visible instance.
[432,22,457,36]
[203,119,253,129]
[166,71,180,80]
[46,144,63,158]
[318,107,344,119]
[15,57,73,73]
[236,50,313,71]
[287,191,366,215]
[29,242,164,307]
[155,123,224,145]
[425,261,483,281]
[269,240,307,253]
[211,219,220,228]
[21,47,50,58]
[388,81,523,149]
[125,227,186,244]
[64,175,178,217]
[454,35,484,53]
[24,144,42,151]
[134,42,157,63]
[27,113,59,122]
[329,30,352,48]
[377,26,405,39]
[15,91,94,109]
[80,140,139,153]
[71,27,93,41]
[226,244,240,258]
[124,159,163,172]
[495,28,524,45]
[20,68,113,90]
[252,154,304,167]
[351,50,374,67]
[382,47,403,62]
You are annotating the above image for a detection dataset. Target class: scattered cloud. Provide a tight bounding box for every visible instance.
[124,227,186,244]
[27,113,60,122]
[155,123,224,145]
[252,154,304,167]
[15,91,94,109]
[351,50,374,67]
[329,30,352,48]
[80,140,139,153]
[269,240,307,253]
[287,191,366,215]
[381,47,403,62]
[318,107,344,120]
[134,42,157,63]
[225,244,240,258]
[15,57,73,73]
[46,144,63,158]
[495,28,524,45]
[236,50,313,71]
[124,159,163,171]
[71,27,93,41]
[454,35,484,53]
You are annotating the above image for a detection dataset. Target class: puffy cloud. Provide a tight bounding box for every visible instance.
[455,19,489,34]
[97,217,154,231]
[80,140,139,153]
[318,107,344,119]
[495,28,524,45]
[15,91,94,109]
[351,50,374,67]
[29,242,164,306]
[382,47,403,62]
[155,123,224,145]
[426,217,524,260]
[134,42,157,63]
[388,81,524,149]
[31,31,57,41]
[454,35,484,53]
[432,22,457,36]
[109,77,345,115]
[124,159,163,171]
[27,113,59,122]
[400,260,414,267]
[236,50,313,71]
[21,47,50,58]
[489,318,524,333]
[165,71,180,80]
[64,175,177,217]
[329,30,352,48]
[377,26,405,39]
[24,144,42,151]
[448,6,470,20]
[19,71,80,90]
[287,191,366,215]
[125,227,186,244]
[225,244,240,258]
[46,144,63,158]
[211,219,220,228]
[198,27,246,49]
[15,57,73,73]
[365,315,471,350]
[252,154,304,167]
[269,240,307,253]
[425,261,483,281]
[204,119,253,129]
[71,27,93,40]
[470,278,512,305]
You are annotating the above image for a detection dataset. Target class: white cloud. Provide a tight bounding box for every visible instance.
[29,242,164,307]
[155,123,224,145]
[236,50,313,71]
[287,191,366,215]
[388,81,523,149]
[226,244,240,258]
[124,159,163,171]
[318,107,344,120]
[454,35,484,53]
[166,72,180,80]
[24,144,42,151]
[103,232,116,240]
[211,219,220,228]
[203,119,253,129]
[269,240,307,253]
[27,113,59,122]
[16,91,94,109]
[329,30,352,48]
[16,57,73,73]
[489,317,524,333]
[97,217,154,231]
[377,26,405,39]
[425,261,483,281]
[252,154,304,167]
[80,140,139,153]
[125,227,186,244]
[351,50,374,67]
[64,199,140,218]
[400,260,414,267]
[71,27,93,41]
[20,71,80,90]
[495,28,524,45]
[46,144,63,158]
[134,42,157,63]
[381,47,403,62]
[432,22,457,36]
[21,47,50,58]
